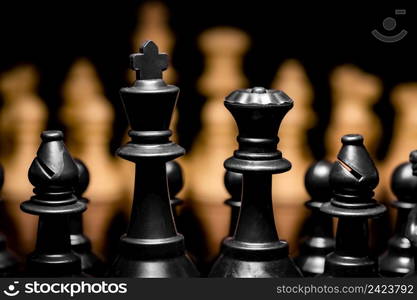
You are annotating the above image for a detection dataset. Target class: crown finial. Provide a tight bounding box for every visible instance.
[130,40,168,80]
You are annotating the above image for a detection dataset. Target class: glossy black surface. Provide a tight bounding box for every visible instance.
[209,87,301,278]
[166,160,183,221]
[224,170,243,236]
[321,134,386,277]
[406,150,417,277]
[379,160,416,277]
[295,160,335,276]
[20,130,85,277]
[109,41,198,278]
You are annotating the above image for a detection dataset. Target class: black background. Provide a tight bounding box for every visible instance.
[0,1,414,159]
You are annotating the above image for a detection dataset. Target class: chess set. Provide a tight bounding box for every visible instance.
[0,1,416,279]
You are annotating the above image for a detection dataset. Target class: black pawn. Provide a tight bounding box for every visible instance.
[295,160,335,276]
[0,165,19,276]
[321,134,386,277]
[209,87,302,277]
[224,170,243,236]
[167,160,183,221]
[21,131,85,277]
[406,150,417,277]
[109,40,198,277]
[70,159,106,276]
[379,158,416,277]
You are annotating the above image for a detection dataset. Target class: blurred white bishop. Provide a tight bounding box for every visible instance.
[271,59,315,253]
[60,58,123,257]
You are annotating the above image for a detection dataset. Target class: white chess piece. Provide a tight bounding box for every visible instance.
[186,27,249,260]
[271,59,315,252]
[60,58,124,256]
[0,65,47,254]
[326,65,382,159]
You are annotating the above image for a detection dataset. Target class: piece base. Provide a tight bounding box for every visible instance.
[322,252,379,277]
[109,254,199,278]
[26,252,81,277]
[209,238,302,277]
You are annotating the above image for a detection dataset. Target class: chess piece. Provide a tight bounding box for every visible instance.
[70,159,106,277]
[0,65,47,254]
[0,164,19,276]
[21,131,85,277]
[187,27,249,259]
[379,157,416,277]
[119,147,184,220]
[405,150,417,277]
[271,59,315,251]
[61,58,124,256]
[121,2,180,203]
[209,87,302,277]
[321,134,386,277]
[325,65,382,159]
[382,84,417,201]
[224,170,243,236]
[295,160,335,276]
[166,160,184,221]
[109,41,198,277]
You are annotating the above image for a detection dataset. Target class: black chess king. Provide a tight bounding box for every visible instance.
[109,41,198,277]
[209,87,302,277]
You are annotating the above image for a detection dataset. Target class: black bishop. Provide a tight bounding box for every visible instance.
[321,134,386,277]
[21,131,85,277]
